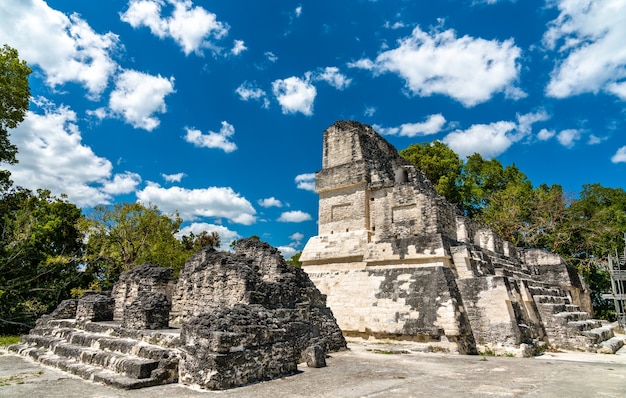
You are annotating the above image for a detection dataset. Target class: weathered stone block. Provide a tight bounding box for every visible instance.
[122,291,171,330]
[76,294,114,322]
[303,344,326,368]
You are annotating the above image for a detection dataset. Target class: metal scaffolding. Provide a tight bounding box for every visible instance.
[603,233,626,327]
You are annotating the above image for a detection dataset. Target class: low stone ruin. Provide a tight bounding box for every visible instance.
[300,120,625,356]
[9,238,346,390]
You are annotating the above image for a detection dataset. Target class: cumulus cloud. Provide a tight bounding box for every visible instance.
[272,75,317,115]
[102,171,142,195]
[109,70,175,131]
[136,184,257,225]
[537,128,556,141]
[120,0,229,55]
[374,114,446,137]
[235,82,269,108]
[231,39,247,55]
[162,172,186,182]
[314,67,352,90]
[556,129,582,148]
[611,146,626,163]
[277,210,312,223]
[544,0,626,99]
[184,121,237,152]
[350,26,523,106]
[295,173,316,191]
[0,0,118,98]
[176,222,241,251]
[258,197,284,208]
[441,110,552,158]
[443,121,517,158]
[6,102,135,207]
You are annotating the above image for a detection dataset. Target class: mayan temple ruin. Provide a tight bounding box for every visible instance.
[300,120,624,355]
[8,239,346,390]
[6,120,625,392]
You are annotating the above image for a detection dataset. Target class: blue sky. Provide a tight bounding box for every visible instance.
[1,0,625,257]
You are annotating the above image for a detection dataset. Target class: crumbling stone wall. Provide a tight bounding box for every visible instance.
[171,238,346,389]
[111,264,174,320]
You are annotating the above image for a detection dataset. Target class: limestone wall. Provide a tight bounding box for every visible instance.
[301,120,595,354]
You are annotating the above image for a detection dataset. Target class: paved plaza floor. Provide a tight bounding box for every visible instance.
[1,342,625,398]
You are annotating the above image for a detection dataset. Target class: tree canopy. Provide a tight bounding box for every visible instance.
[0,45,31,191]
[0,189,87,334]
[81,202,194,288]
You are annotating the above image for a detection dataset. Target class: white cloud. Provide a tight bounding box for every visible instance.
[314,67,352,90]
[277,245,297,259]
[611,146,626,163]
[384,21,406,30]
[162,172,186,182]
[351,26,522,107]
[556,129,582,148]
[258,197,283,208]
[544,0,626,99]
[231,39,247,55]
[184,121,237,152]
[272,75,317,115]
[136,184,257,225]
[364,106,377,117]
[265,51,278,63]
[295,5,303,17]
[537,128,556,141]
[120,0,229,55]
[235,82,269,108]
[108,70,175,131]
[102,171,142,195]
[176,222,241,251]
[0,0,119,98]
[443,121,517,159]
[6,103,125,207]
[289,232,304,242]
[277,210,312,223]
[374,114,446,137]
[516,109,550,136]
[295,173,316,191]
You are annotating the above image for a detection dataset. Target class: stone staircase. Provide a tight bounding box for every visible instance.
[527,283,625,353]
[8,318,180,389]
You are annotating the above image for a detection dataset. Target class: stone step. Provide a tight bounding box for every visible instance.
[533,295,570,304]
[581,326,614,345]
[12,327,179,386]
[528,286,564,297]
[537,303,579,313]
[554,311,589,322]
[567,320,603,332]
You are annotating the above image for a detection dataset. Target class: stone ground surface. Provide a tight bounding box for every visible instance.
[1,342,625,398]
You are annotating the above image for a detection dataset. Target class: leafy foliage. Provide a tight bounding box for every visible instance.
[0,189,88,334]
[82,202,192,288]
[0,45,32,191]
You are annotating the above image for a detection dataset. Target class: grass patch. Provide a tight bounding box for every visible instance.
[0,336,20,347]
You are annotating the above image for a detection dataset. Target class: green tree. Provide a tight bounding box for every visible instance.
[286,251,302,267]
[181,230,221,252]
[82,202,190,287]
[399,141,464,206]
[0,45,32,191]
[0,189,87,334]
